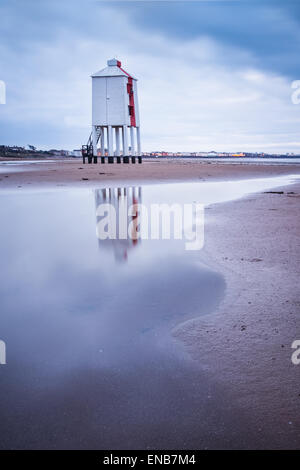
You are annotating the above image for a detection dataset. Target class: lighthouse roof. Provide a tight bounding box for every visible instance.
[91,59,137,79]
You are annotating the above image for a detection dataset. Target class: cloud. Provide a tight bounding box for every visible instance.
[114,0,300,78]
[0,0,299,152]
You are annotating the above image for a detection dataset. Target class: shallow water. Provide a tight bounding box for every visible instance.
[0,160,55,174]
[160,157,300,165]
[0,175,298,449]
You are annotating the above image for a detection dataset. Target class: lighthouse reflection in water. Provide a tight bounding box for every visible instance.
[95,186,142,262]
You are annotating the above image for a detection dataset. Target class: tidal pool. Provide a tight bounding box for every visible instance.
[0,175,298,449]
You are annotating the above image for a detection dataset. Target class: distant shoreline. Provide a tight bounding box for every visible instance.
[147,154,300,160]
[1,153,300,163]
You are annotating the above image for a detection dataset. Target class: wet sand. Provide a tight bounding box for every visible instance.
[174,180,300,449]
[0,158,300,190]
[0,159,299,449]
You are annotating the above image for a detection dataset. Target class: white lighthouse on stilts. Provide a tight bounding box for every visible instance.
[82,58,141,164]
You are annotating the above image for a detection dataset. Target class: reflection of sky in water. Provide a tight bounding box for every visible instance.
[0,160,55,173]
[172,157,300,165]
[0,175,298,449]
[0,187,224,374]
[0,160,55,165]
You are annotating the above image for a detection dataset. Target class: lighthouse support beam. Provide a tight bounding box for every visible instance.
[136,127,142,163]
[100,127,105,163]
[122,126,129,163]
[108,125,114,163]
[100,127,106,163]
[92,126,98,157]
[115,127,121,164]
[130,127,136,156]
[130,127,136,163]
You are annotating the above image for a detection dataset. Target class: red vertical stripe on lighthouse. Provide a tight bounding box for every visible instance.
[128,77,136,127]
[118,65,136,127]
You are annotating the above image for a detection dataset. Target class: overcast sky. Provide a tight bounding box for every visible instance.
[0,0,299,153]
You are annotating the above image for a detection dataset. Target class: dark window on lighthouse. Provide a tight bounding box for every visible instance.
[128,105,134,116]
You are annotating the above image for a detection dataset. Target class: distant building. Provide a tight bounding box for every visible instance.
[49,149,70,157]
[71,149,82,157]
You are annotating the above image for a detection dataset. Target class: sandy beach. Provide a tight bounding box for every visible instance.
[174,177,300,449]
[3,0,300,457]
[0,159,299,449]
[0,158,299,190]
